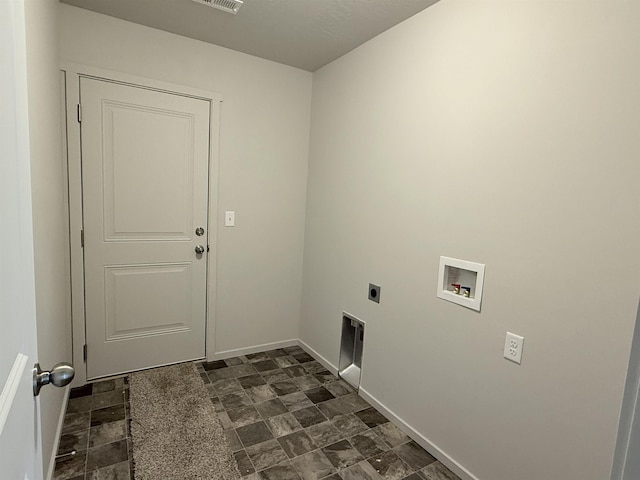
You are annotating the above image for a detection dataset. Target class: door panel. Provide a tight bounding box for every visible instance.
[0,0,41,477]
[81,78,210,379]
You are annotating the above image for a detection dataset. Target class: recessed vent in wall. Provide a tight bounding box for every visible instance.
[191,0,243,15]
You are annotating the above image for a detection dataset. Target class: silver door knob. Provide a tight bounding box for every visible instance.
[33,362,75,396]
[195,245,205,254]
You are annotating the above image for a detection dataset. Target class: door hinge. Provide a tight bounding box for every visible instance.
[80,229,84,248]
[83,344,87,362]
[77,104,82,123]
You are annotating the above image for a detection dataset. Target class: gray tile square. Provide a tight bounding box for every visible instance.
[227,405,262,428]
[349,430,389,459]
[67,396,93,414]
[208,367,237,382]
[92,390,125,410]
[393,441,436,470]
[367,451,413,480]
[90,405,125,427]
[237,421,275,447]
[292,406,327,428]
[304,386,335,404]
[354,407,389,428]
[220,391,253,410]
[255,398,288,418]
[88,420,127,448]
[202,360,228,371]
[313,371,336,385]
[340,461,383,480]
[304,421,344,448]
[225,357,245,366]
[277,430,318,458]
[246,439,289,471]
[340,393,371,413]
[325,381,353,397]
[322,439,364,470]
[284,366,308,378]
[62,412,91,435]
[86,439,128,472]
[261,370,291,384]
[332,413,369,437]
[271,380,300,396]
[274,356,299,368]
[86,460,130,480]
[292,375,322,391]
[266,413,303,437]
[253,360,279,372]
[246,352,271,362]
[214,378,244,395]
[300,362,327,374]
[247,385,278,403]
[230,364,260,378]
[258,463,302,480]
[420,461,461,480]
[374,423,411,448]
[292,352,315,363]
[317,398,353,420]
[53,450,87,480]
[92,379,116,394]
[291,449,337,480]
[238,374,267,389]
[281,392,314,412]
[57,430,89,456]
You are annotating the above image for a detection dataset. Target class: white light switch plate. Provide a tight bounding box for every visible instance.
[225,211,235,227]
[504,332,524,364]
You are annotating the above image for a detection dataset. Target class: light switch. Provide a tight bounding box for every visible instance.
[225,211,235,227]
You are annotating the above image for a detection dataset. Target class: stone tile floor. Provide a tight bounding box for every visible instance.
[53,345,460,480]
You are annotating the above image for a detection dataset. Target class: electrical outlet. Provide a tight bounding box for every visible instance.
[504,332,524,364]
[368,283,381,303]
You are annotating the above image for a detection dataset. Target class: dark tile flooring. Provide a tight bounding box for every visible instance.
[54,345,460,480]
[53,377,132,479]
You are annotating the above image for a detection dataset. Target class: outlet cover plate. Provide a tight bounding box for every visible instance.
[368,283,381,303]
[504,332,524,364]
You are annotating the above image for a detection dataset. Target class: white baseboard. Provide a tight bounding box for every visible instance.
[296,339,477,480]
[211,339,298,361]
[297,339,339,376]
[46,385,70,480]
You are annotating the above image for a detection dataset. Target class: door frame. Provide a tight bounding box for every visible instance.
[62,64,222,385]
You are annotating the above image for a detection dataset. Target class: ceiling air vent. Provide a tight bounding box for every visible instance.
[191,0,243,15]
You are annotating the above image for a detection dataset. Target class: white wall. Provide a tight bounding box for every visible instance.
[302,2,640,480]
[24,0,71,476]
[58,5,312,354]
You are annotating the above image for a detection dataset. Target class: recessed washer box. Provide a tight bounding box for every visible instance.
[437,256,485,311]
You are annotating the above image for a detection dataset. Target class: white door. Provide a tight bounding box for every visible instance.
[0,0,42,479]
[80,78,211,379]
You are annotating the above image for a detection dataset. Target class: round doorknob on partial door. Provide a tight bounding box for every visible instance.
[33,362,75,397]
[195,244,205,254]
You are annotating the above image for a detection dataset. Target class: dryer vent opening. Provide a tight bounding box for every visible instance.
[339,313,365,389]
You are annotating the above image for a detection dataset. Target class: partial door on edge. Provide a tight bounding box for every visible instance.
[80,77,210,379]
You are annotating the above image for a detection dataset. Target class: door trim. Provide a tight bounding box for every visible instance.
[62,63,222,386]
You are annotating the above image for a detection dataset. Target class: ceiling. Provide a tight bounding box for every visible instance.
[59,0,440,71]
